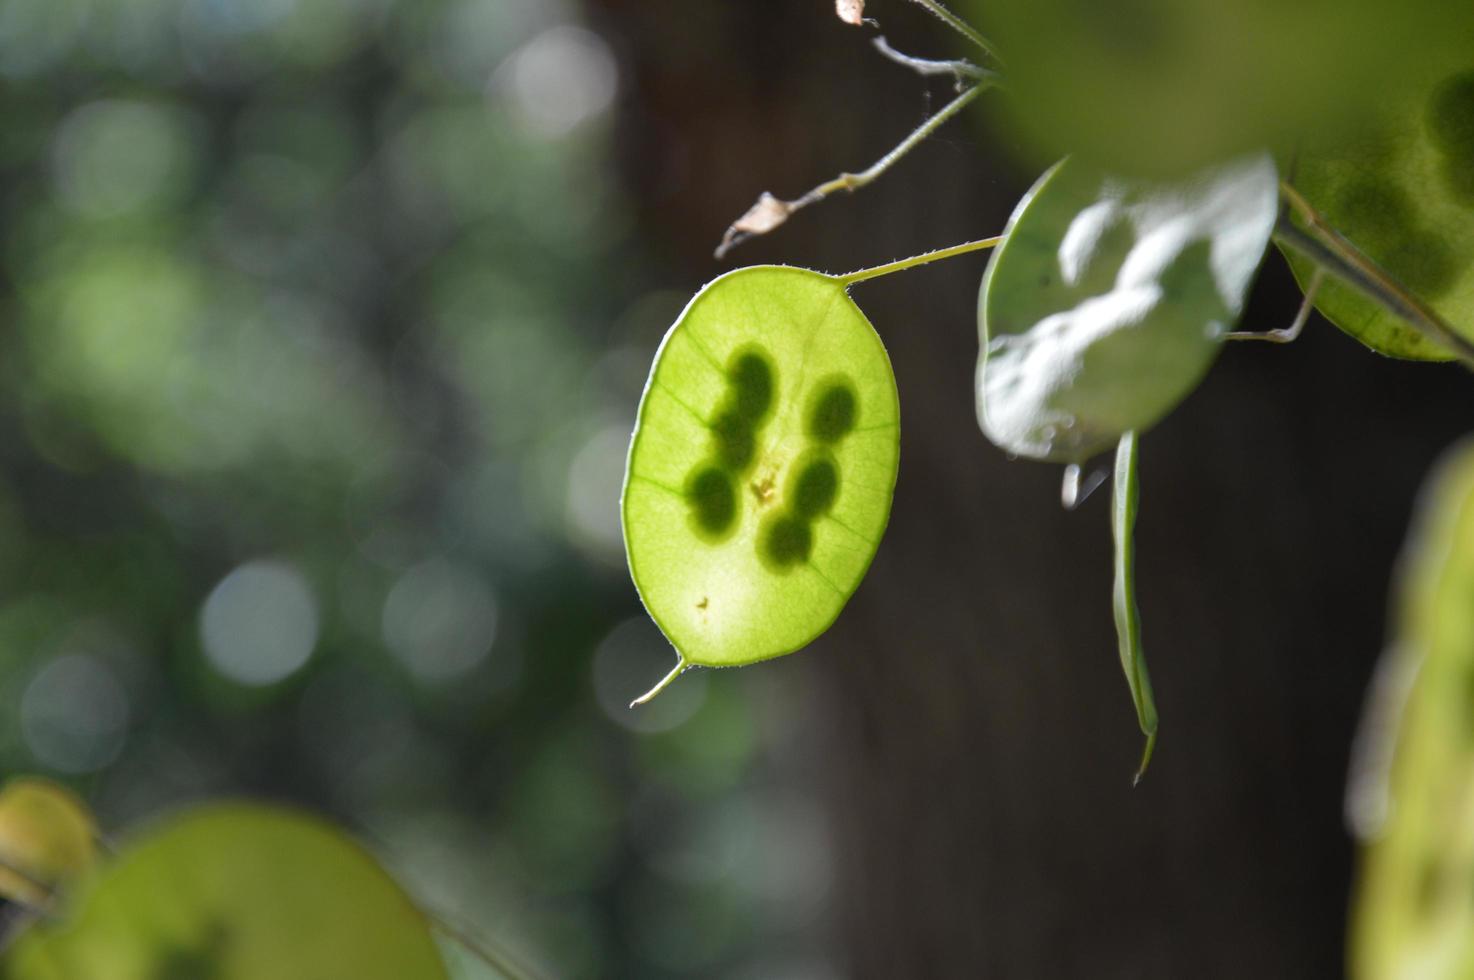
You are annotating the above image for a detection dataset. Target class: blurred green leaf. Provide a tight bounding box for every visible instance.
[1351,440,1474,978]
[968,0,1469,176]
[1287,61,1474,360]
[4,804,447,980]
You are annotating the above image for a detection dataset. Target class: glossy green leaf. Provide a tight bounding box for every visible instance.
[1349,440,1474,979]
[1112,432,1157,782]
[0,777,97,909]
[1287,61,1474,360]
[967,0,1466,177]
[977,154,1277,463]
[4,804,447,980]
[623,266,900,669]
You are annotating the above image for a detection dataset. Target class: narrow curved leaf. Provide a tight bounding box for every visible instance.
[1287,61,1474,360]
[0,777,97,908]
[1112,432,1157,782]
[623,266,900,668]
[977,154,1277,463]
[5,804,447,980]
[1350,440,1474,978]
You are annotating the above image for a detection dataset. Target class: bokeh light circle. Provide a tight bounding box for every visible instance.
[200,560,320,686]
[21,654,130,773]
[381,558,499,683]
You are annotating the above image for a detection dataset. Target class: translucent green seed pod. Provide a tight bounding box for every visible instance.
[623,266,900,673]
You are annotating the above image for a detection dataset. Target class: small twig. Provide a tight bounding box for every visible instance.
[906,0,1002,63]
[1276,184,1474,367]
[871,36,994,85]
[1227,267,1323,344]
[716,83,987,259]
[837,234,1001,286]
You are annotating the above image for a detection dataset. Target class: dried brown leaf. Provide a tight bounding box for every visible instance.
[732,192,792,235]
[715,192,795,259]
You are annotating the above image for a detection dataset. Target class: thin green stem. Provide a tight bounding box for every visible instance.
[813,83,983,199]
[1226,267,1323,344]
[1277,183,1474,367]
[630,658,687,707]
[715,83,988,259]
[871,36,995,84]
[906,0,1002,63]
[838,235,1001,286]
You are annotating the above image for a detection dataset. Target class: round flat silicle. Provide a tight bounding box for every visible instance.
[4,804,447,980]
[622,265,900,668]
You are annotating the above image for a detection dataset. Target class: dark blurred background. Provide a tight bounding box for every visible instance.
[0,0,1469,977]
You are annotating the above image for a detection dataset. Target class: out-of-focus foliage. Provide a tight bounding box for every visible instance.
[1349,440,1474,978]
[966,0,1470,176]
[0,777,96,908]
[0,1,830,977]
[6,804,446,980]
[1288,55,1474,361]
